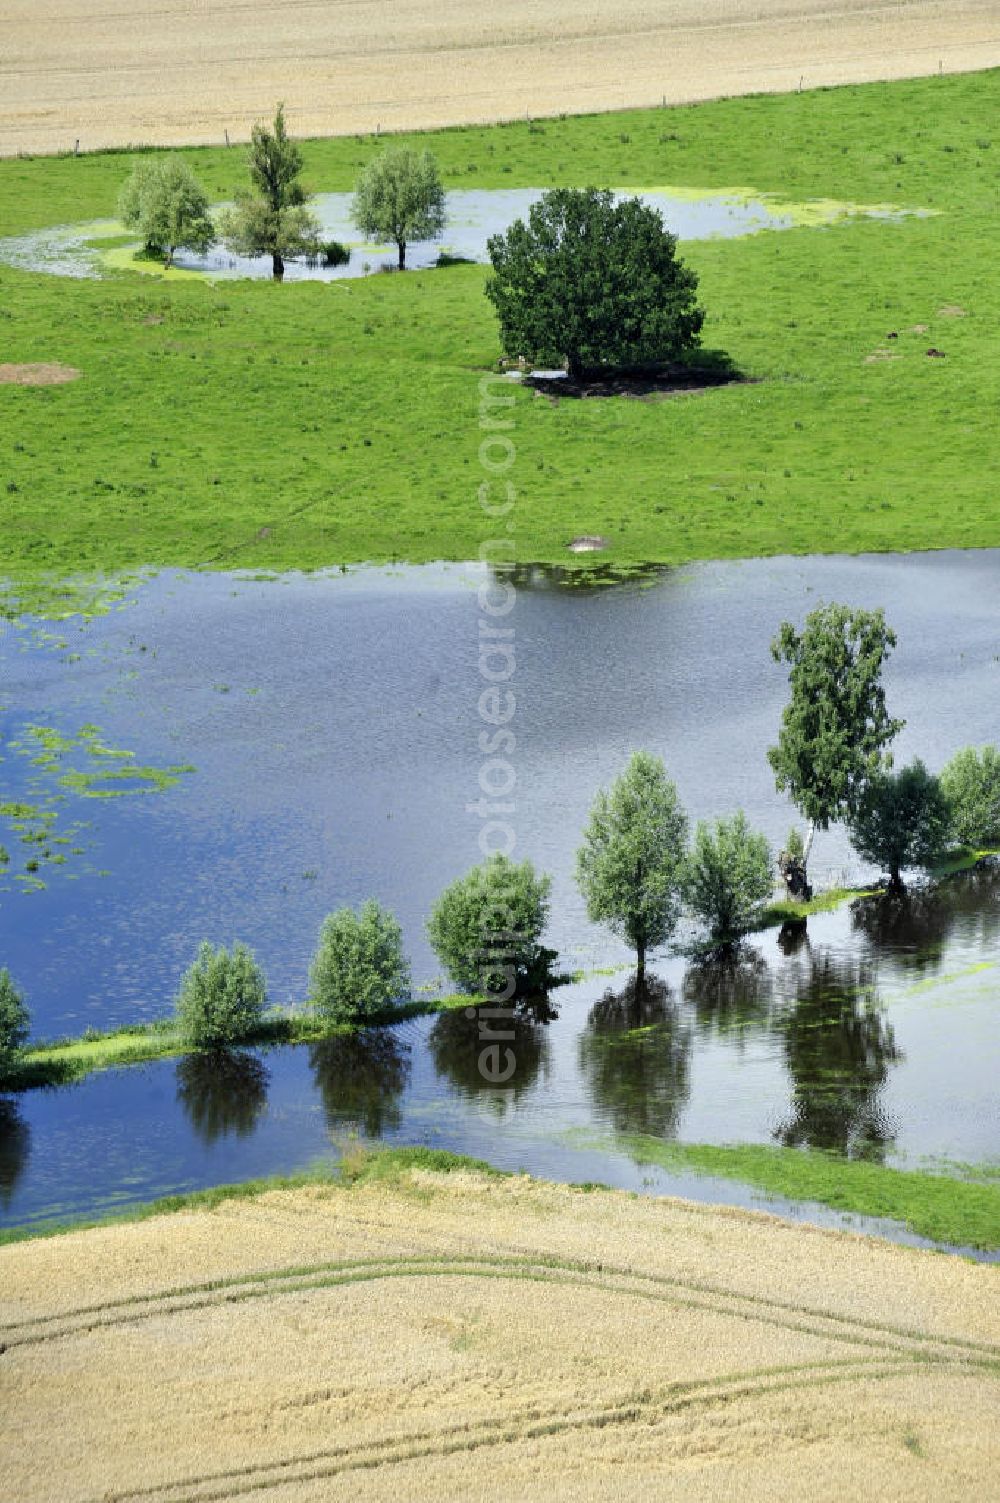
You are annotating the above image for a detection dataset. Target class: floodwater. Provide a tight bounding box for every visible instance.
[0,187,794,281]
[1,552,998,1233]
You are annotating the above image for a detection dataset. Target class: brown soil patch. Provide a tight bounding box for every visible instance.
[0,1165,997,1501]
[865,349,900,363]
[0,362,81,385]
[938,305,969,317]
[1,1,999,155]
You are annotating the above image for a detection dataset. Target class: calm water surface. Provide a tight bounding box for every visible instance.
[1,552,998,1231]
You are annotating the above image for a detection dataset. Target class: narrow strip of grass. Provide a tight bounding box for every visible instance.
[618,1136,1000,1252]
[3,994,471,1091]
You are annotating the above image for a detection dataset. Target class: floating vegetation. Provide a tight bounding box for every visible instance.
[0,718,194,892]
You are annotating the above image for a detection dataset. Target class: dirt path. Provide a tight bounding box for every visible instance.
[2,0,999,156]
[2,1166,997,1500]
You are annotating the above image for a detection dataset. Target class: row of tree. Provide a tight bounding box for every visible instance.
[118,106,446,279]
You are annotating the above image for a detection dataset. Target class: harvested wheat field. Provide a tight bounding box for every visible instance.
[3,0,1000,155]
[1,1161,998,1501]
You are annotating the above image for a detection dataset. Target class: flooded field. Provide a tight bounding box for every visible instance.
[0,187,798,282]
[0,551,997,1231]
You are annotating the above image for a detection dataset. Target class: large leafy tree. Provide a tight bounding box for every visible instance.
[485,188,704,378]
[769,604,904,879]
[218,103,320,280]
[576,751,688,980]
[847,760,951,891]
[352,147,446,269]
[427,855,552,997]
[118,157,215,267]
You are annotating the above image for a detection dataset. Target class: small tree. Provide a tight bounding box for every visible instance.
[486,188,704,378]
[310,900,411,1023]
[576,751,688,980]
[175,941,267,1048]
[683,813,773,950]
[940,745,1000,849]
[427,855,552,997]
[769,604,904,882]
[0,969,30,1080]
[352,147,446,269]
[218,103,320,280]
[848,760,952,891]
[118,157,215,267]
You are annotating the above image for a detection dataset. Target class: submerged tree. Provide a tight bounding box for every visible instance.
[0,969,29,1083]
[940,744,1000,849]
[118,156,215,266]
[352,147,446,269]
[309,900,411,1024]
[576,751,688,982]
[847,759,951,891]
[769,604,903,885]
[682,812,773,951]
[218,104,320,280]
[427,855,552,997]
[486,188,704,377]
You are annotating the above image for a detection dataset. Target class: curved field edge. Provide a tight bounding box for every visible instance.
[1,70,999,614]
[1,1144,997,1253]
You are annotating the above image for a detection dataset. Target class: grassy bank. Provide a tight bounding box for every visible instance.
[1,1141,997,1253]
[2,71,999,615]
[619,1136,1000,1252]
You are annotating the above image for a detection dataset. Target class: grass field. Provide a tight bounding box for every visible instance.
[1,1151,997,1501]
[1,70,999,617]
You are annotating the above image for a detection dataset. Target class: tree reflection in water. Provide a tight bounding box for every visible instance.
[428,998,556,1114]
[851,861,1000,977]
[0,1096,29,1207]
[175,1050,270,1146]
[579,974,691,1138]
[774,949,900,1160]
[309,1030,411,1138]
[682,947,774,1044]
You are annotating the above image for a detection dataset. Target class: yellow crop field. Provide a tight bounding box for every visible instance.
[1,1164,998,1500]
[2,0,999,155]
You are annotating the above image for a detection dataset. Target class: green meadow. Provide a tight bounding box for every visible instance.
[1,70,999,616]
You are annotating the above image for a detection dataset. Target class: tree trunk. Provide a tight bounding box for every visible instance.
[272,251,285,282]
[397,240,406,270]
[636,940,646,984]
[802,820,816,873]
[889,864,905,893]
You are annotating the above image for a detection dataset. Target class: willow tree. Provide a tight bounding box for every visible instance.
[218,104,320,280]
[769,604,903,883]
[118,157,215,266]
[576,751,688,981]
[352,147,446,269]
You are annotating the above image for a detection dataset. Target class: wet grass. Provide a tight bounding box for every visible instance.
[619,1136,1000,1252]
[2,995,471,1091]
[2,1140,995,1254]
[1,70,999,614]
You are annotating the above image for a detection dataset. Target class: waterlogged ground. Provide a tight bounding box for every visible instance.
[0,551,998,1229]
[0,185,907,282]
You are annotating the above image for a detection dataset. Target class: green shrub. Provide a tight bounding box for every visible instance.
[847,760,952,890]
[175,942,267,1048]
[309,900,411,1023]
[427,855,552,997]
[683,812,774,948]
[940,745,1000,848]
[0,969,30,1079]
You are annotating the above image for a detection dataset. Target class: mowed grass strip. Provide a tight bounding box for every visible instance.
[0,70,998,610]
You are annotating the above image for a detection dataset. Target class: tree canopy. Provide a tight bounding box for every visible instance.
[485,188,704,378]
[683,812,773,950]
[427,855,552,997]
[576,751,688,979]
[940,744,1000,849]
[847,760,952,890]
[118,157,215,266]
[309,900,411,1022]
[769,604,904,863]
[352,147,446,269]
[218,104,320,280]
